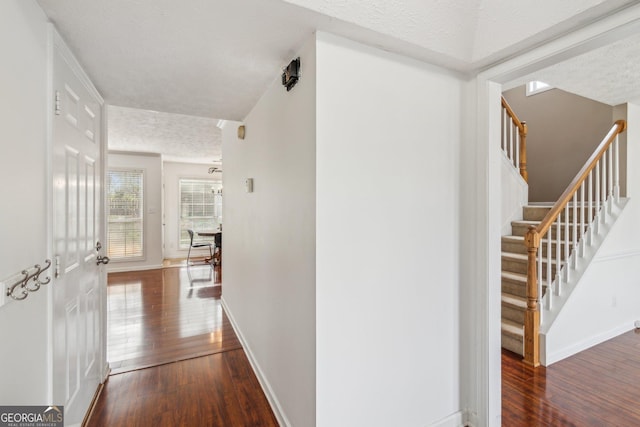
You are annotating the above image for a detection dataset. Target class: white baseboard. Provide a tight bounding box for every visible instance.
[221,297,290,427]
[106,264,163,273]
[544,322,635,366]
[101,362,111,383]
[429,410,465,427]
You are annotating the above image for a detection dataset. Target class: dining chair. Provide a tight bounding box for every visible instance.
[212,232,222,266]
[187,229,213,265]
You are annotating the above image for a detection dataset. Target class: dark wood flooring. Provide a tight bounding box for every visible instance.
[87,263,278,426]
[503,329,640,426]
[107,264,241,374]
[88,350,278,427]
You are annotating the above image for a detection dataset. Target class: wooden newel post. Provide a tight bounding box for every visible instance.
[523,225,540,367]
[519,121,528,183]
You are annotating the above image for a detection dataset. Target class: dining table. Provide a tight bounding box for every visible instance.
[197,230,222,265]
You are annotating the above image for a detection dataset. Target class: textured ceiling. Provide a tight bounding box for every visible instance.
[108,106,221,164]
[508,31,640,106]
[35,0,639,162]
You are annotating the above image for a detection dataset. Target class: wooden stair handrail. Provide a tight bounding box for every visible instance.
[501,97,526,133]
[501,97,529,181]
[522,119,626,367]
[531,120,625,237]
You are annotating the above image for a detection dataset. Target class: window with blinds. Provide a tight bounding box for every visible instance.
[179,179,221,249]
[107,169,144,259]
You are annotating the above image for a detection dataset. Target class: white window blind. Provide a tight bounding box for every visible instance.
[107,169,144,259]
[179,179,221,249]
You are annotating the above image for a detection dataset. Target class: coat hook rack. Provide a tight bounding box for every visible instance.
[3,259,52,301]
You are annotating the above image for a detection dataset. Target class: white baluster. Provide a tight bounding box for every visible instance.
[510,122,515,166]
[588,170,593,245]
[502,109,507,153]
[580,182,586,257]
[608,144,613,212]
[546,229,552,310]
[595,161,600,234]
[537,245,543,311]
[572,193,577,269]
[515,129,520,172]
[556,215,562,295]
[564,205,570,282]
[546,229,553,310]
[601,153,607,220]
[614,135,620,202]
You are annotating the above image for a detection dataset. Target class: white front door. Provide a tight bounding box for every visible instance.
[51,34,105,425]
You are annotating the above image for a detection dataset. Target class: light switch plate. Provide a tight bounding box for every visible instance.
[245,178,254,193]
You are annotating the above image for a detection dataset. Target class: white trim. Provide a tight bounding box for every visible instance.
[593,249,640,263]
[428,411,465,427]
[465,408,480,427]
[101,363,111,383]
[106,167,146,261]
[542,323,635,366]
[51,28,103,104]
[474,6,640,425]
[48,24,107,422]
[221,297,290,427]
[46,23,55,405]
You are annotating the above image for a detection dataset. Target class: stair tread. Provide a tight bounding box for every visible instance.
[502,271,527,282]
[501,320,524,336]
[501,251,527,261]
[502,234,576,248]
[512,219,587,226]
[501,251,561,265]
[502,294,526,308]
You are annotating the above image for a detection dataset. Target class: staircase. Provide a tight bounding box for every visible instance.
[500,95,627,365]
[501,204,583,355]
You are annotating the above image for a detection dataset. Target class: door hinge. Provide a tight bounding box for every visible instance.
[55,91,61,116]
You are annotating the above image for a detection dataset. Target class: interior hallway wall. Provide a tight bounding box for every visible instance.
[0,0,51,405]
[503,86,613,202]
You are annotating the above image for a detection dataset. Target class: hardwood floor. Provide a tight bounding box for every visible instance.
[502,329,640,426]
[89,350,278,427]
[87,263,279,426]
[107,264,240,374]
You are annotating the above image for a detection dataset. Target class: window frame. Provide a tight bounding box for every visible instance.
[526,80,553,96]
[106,167,146,262]
[177,177,222,250]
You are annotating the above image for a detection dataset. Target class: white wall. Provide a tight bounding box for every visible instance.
[501,156,528,235]
[221,37,317,427]
[106,152,163,272]
[163,161,222,259]
[0,0,51,404]
[542,102,640,365]
[315,33,462,427]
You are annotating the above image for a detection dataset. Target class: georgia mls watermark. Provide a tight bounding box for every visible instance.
[0,406,63,427]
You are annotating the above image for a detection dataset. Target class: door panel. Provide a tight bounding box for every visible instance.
[52,41,104,425]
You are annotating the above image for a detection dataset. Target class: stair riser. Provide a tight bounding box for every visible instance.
[502,280,548,298]
[502,303,525,324]
[523,206,598,222]
[502,280,527,298]
[502,332,524,356]
[501,241,527,254]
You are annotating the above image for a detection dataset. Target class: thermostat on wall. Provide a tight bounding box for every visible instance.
[245,178,253,193]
